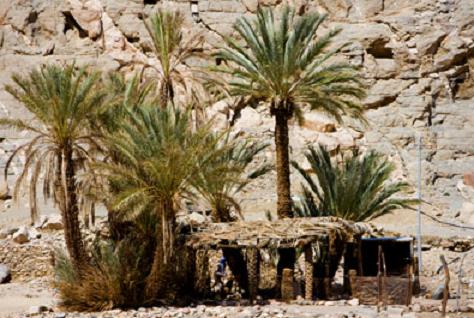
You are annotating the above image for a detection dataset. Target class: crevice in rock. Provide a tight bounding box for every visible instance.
[27,11,38,24]
[366,38,393,59]
[144,0,158,5]
[366,94,398,109]
[63,12,88,38]
[126,35,140,43]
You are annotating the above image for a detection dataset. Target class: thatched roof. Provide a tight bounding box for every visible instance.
[185,217,373,249]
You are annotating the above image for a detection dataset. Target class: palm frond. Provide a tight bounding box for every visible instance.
[292,145,417,222]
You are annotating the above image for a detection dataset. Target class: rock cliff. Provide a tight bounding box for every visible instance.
[0,0,473,220]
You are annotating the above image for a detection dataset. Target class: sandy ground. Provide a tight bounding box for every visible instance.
[0,281,54,317]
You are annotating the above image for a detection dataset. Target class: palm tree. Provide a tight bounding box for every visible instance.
[213,6,366,218]
[1,64,105,269]
[292,145,417,222]
[196,134,271,222]
[145,9,206,108]
[98,105,224,302]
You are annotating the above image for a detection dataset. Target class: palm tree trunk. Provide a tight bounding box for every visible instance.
[145,198,176,302]
[274,109,293,218]
[61,145,88,270]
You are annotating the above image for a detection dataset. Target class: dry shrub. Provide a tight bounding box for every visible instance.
[54,211,158,312]
[54,238,151,311]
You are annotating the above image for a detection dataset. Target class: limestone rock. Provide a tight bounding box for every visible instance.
[464,172,474,188]
[0,264,11,284]
[365,79,413,108]
[42,214,63,230]
[416,30,447,56]
[28,305,49,315]
[12,226,29,244]
[69,8,102,39]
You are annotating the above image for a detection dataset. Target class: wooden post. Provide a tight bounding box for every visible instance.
[246,247,259,304]
[440,255,450,317]
[304,245,314,300]
[377,245,382,312]
[381,247,387,310]
[195,249,210,297]
[282,268,294,302]
[407,262,413,306]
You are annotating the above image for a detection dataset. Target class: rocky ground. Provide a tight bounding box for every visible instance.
[1,210,474,317]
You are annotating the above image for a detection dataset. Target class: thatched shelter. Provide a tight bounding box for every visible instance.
[185,217,373,302]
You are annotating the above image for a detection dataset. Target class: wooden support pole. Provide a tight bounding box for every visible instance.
[440,255,450,317]
[282,268,294,302]
[304,245,314,300]
[377,245,382,312]
[195,249,210,297]
[246,247,258,304]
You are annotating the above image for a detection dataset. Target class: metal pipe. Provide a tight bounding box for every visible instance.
[416,134,422,275]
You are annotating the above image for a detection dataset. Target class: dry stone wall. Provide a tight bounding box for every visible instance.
[0,0,473,220]
[0,236,55,281]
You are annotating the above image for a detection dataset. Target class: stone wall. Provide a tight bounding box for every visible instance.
[0,237,55,282]
[0,0,473,220]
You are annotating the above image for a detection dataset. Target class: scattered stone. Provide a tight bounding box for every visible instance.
[42,214,63,230]
[28,305,49,315]
[4,199,12,210]
[347,298,359,306]
[465,172,474,188]
[12,226,30,244]
[412,303,421,312]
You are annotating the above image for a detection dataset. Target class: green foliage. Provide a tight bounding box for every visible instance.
[145,9,207,106]
[1,64,105,224]
[54,217,157,311]
[97,105,224,259]
[195,134,271,221]
[212,5,366,124]
[292,145,416,222]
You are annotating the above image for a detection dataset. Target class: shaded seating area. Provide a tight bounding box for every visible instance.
[185,217,373,302]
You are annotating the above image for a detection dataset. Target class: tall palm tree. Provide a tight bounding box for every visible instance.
[213,6,366,218]
[196,134,271,222]
[292,145,417,221]
[145,9,206,108]
[1,64,105,269]
[98,105,223,301]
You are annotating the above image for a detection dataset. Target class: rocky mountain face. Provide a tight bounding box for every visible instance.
[0,0,473,220]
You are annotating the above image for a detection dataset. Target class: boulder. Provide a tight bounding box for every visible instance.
[416,30,447,56]
[12,226,30,244]
[70,9,102,39]
[364,79,414,108]
[0,264,11,284]
[42,214,63,230]
[464,172,474,188]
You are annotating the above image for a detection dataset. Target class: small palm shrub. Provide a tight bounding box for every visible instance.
[54,213,158,311]
[292,145,416,222]
[195,134,271,222]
